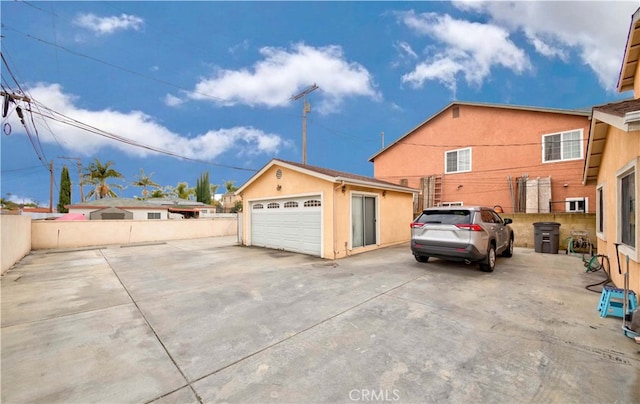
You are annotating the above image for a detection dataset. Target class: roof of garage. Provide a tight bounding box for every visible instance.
[236,158,418,195]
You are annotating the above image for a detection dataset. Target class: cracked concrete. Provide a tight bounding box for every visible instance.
[2,236,639,403]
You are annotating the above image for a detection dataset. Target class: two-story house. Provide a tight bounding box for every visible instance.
[370,102,596,215]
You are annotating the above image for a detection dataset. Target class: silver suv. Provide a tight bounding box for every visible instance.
[410,206,514,272]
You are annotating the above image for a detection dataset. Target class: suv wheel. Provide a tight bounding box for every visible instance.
[480,244,496,272]
[414,255,429,263]
[502,237,513,257]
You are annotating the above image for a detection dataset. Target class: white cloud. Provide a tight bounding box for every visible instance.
[229,40,250,55]
[73,13,144,35]
[188,43,380,114]
[163,93,185,107]
[397,11,530,91]
[395,41,418,59]
[6,194,38,205]
[451,0,638,90]
[21,83,289,160]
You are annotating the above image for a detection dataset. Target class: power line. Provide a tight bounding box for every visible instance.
[2,25,230,104]
[27,101,258,172]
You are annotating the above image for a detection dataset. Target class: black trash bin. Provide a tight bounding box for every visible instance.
[533,222,561,254]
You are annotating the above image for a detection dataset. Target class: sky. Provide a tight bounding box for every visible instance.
[1,0,638,207]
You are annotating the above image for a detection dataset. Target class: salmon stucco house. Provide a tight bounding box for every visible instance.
[369,102,596,215]
[236,159,417,259]
[583,7,640,295]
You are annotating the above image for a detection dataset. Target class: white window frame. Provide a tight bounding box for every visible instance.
[444,147,472,174]
[616,158,638,260]
[147,212,161,220]
[349,191,379,250]
[596,184,605,240]
[565,197,587,213]
[542,129,583,163]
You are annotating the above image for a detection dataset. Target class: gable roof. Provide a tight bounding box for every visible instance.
[67,198,169,210]
[617,7,640,93]
[236,158,417,195]
[368,101,591,162]
[583,98,640,184]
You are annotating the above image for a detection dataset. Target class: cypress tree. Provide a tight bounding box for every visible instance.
[195,171,211,204]
[57,165,71,213]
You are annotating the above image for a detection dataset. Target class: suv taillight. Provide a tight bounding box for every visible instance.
[455,223,483,231]
[410,222,424,228]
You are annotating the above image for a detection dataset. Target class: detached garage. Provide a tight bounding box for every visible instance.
[236,159,417,259]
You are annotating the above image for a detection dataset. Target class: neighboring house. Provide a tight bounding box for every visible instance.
[221,192,241,213]
[369,102,596,215]
[67,198,169,220]
[236,158,417,259]
[145,198,217,219]
[583,8,640,295]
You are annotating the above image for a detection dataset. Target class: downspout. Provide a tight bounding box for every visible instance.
[333,181,345,259]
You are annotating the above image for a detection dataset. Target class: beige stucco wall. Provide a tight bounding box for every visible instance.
[373,104,596,213]
[1,215,32,273]
[505,213,596,251]
[31,216,237,250]
[240,164,414,259]
[595,124,640,295]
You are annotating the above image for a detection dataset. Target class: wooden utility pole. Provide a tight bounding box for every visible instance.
[290,84,319,165]
[49,160,54,213]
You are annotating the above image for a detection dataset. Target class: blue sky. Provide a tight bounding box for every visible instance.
[1,1,638,206]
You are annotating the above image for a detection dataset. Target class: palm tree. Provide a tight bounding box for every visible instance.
[132,169,160,199]
[149,187,170,198]
[83,158,124,200]
[169,182,194,200]
[223,180,238,193]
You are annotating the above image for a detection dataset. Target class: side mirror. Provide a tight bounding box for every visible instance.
[503,218,513,225]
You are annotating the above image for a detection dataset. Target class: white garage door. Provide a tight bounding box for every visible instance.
[251,196,322,256]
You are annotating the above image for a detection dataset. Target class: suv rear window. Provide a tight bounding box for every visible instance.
[416,210,471,225]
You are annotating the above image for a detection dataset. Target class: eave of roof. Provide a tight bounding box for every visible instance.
[617,7,640,93]
[236,158,418,195]
[368,101,592,162]
[583,98,640,184]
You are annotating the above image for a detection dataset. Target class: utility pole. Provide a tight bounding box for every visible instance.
[49,160,54,213]
[290,84,319,164]
[58,156,84,202]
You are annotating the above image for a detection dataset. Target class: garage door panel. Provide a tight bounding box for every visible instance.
[251,197,321,256]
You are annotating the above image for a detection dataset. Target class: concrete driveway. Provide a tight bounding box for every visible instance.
[2,236,639,403]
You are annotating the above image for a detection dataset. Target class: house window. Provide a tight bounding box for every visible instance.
[565,198,587,213]
[542,129,583,163]
[452,106,460,118]
[399,178,408,187]
[201,209,208,214]
[147,212,161,220]
[253,204,264,210]
[441,201,463,207]
[267,202,280,209]
[445,148,471,174]
[596,185,604,236]
[304,200,321,207]
[284,201,298,208]
[620,169,635,248]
